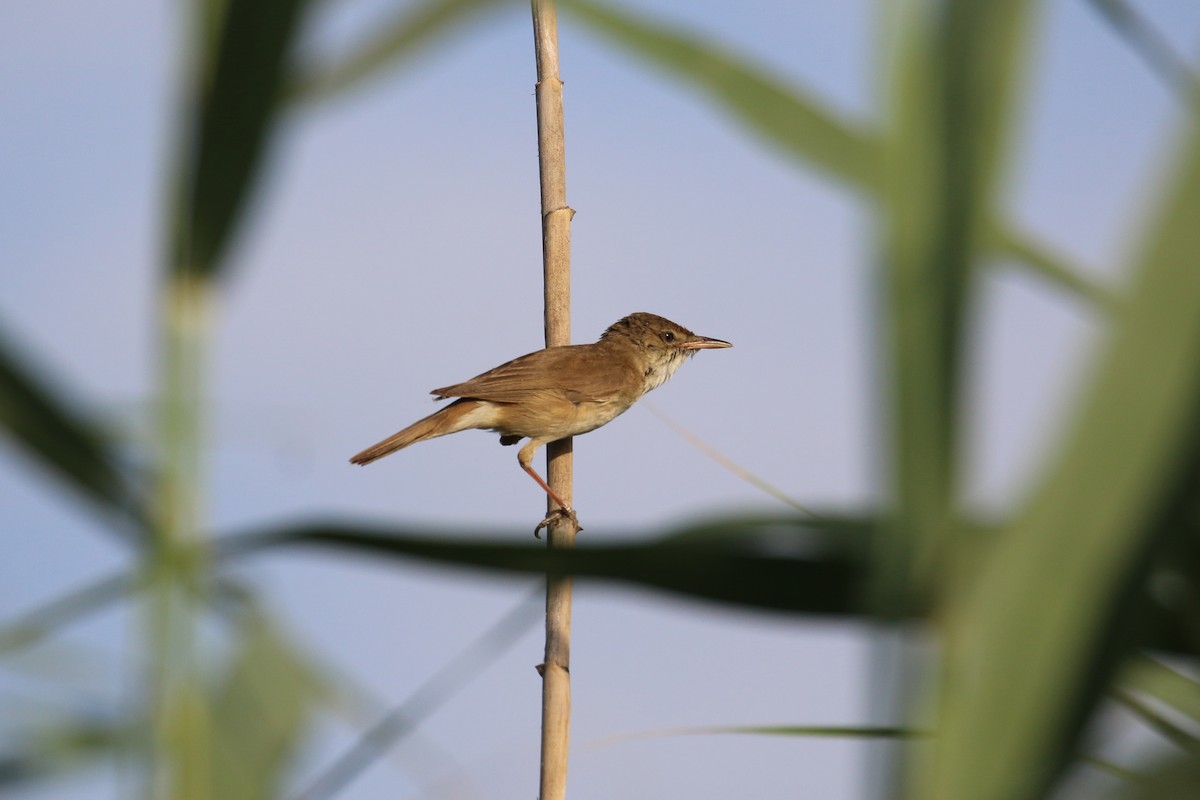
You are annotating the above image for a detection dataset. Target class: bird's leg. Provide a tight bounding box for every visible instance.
[526,465,580,538]
[518,440,581,537]
[520,461,571,511]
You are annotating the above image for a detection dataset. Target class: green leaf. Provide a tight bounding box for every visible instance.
[1120,655,1200,726]
[648,724,921,740]
[172,0,313,279]
[1088,0,1200,102]
[0,574,131,655]
[292,0,515,104]
[562,0,1105,309]
[0,325,147,539]
[210,613,320,800]
[221,515,872,616]
[929,102,1200,800]
[561,0,879,190]
[1112,688,1200,759]
[291,590,540,800]
[992,226,1120,312]
[215,514,1200,661]
[0,717,132,789]
[878,0,1037,606]
[1107,753,1200,800]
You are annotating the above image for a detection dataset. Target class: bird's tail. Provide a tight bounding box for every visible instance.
[350,399,486,465]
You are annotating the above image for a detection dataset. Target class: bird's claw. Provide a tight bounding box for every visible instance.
[534,506,581,538]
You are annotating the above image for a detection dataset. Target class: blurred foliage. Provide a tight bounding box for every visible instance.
[0,327,150,542]
[2,1,1199,799]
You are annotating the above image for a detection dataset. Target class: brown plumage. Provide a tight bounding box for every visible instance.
[350,312,731,518]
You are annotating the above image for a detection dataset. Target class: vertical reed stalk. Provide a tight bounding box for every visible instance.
[531,1,577,797]
[147,274,213,799]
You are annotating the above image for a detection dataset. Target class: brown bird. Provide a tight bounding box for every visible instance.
[350,312,731,527]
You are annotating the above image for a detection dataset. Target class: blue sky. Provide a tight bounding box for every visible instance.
[3,2,1200,798]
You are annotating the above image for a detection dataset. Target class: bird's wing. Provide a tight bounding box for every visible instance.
[432,344,639,405]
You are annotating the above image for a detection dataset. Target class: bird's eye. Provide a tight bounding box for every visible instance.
[662,331,675,343]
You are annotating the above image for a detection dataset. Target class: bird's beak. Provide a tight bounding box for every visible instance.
[681,336,732,350]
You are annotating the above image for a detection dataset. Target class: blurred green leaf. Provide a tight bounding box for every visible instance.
[562,0,878,190]
[210,612,320,800]
[173,0,312,278]
[930,102,1200,800]
[653,724,920,740]
[1113,688,1200,759]
[292,590,539,800]
[0,575,131,656]
[1108,753,1200,800]
[292,0,514,104]
[937,0,1036,216]
[1121,655,1200,725]
[0,717,132,789]
[879,0,1036,607]
[993,226,1120,311]
[222,515,872,616]
[562,0,1105,311]
[1089,0,1200,102]
[876,0,951,610]
[216,514,1200,659]
[0,326,148,540]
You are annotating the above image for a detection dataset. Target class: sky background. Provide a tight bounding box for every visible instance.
[4,1,1200,798]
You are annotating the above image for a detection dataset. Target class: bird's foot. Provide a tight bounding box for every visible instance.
[534,506,581,538]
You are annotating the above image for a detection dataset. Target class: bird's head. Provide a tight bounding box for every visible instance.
[601,312,731,392]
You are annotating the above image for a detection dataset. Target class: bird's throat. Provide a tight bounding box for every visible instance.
[642,350,688,393]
